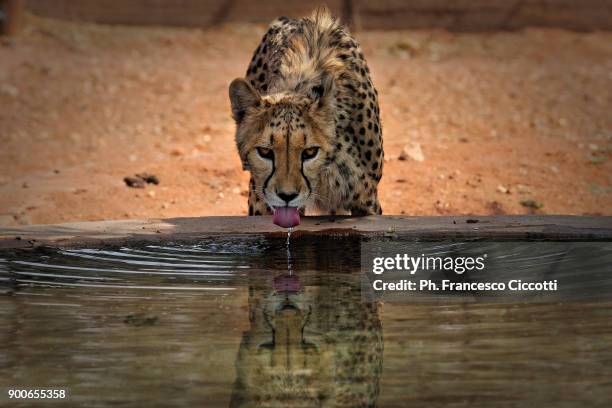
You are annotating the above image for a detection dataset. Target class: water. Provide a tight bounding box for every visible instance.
[1,236,611,407]
[286,227,293,275]
[286,226,293,248]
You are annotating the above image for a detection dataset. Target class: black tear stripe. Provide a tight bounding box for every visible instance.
[301,159,312,199]
[298,125,311,200]
[285,125,290,174]
[262,156,276,196]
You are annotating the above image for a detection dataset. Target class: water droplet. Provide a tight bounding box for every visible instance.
[286,227,293,275]
[286,227,293,248]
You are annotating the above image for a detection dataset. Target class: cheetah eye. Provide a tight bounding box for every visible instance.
[302,147,319,161]
[256,147,274,160]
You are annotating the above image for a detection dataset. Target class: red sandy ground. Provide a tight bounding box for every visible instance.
[0,16,611,226]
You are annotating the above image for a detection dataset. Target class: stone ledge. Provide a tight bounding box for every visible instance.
[1,215,611,249]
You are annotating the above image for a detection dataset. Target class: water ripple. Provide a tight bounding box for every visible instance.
[1,237,271,291]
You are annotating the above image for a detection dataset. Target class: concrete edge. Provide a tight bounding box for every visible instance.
[1,215,611,249]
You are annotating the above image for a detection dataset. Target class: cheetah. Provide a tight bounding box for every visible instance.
[229,8,383,225]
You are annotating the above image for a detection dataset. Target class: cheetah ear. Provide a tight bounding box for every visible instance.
[309,72,335,110]
[229,78,261,125]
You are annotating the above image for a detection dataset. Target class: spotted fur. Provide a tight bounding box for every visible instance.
[229,8,383,216]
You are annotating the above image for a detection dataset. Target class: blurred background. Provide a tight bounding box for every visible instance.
[0,0,611,226]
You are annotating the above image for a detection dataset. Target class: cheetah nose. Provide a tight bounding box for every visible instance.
[277,191,299,204]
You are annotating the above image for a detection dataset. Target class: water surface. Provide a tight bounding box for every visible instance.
[1,236,611,407]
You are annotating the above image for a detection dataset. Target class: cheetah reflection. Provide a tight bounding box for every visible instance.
[230,270,383,408]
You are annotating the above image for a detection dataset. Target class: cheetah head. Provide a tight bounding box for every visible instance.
[229,75,336,214]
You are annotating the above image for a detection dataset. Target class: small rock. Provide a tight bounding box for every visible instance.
[232,187,240,194]
[520,199,543,209]
[135,173,160,185]
[497,185,509,194]
[514,184,532,194]
[147,190,156,198]
[170,148,185,156]
[124,176,145,188]
[398,142,425,162]
[125,173,159,188]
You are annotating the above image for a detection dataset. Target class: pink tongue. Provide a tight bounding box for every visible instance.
[273,207,301,228]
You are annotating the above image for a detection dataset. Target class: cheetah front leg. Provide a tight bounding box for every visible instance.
[247,176,272,216]
[350,196,382,216]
